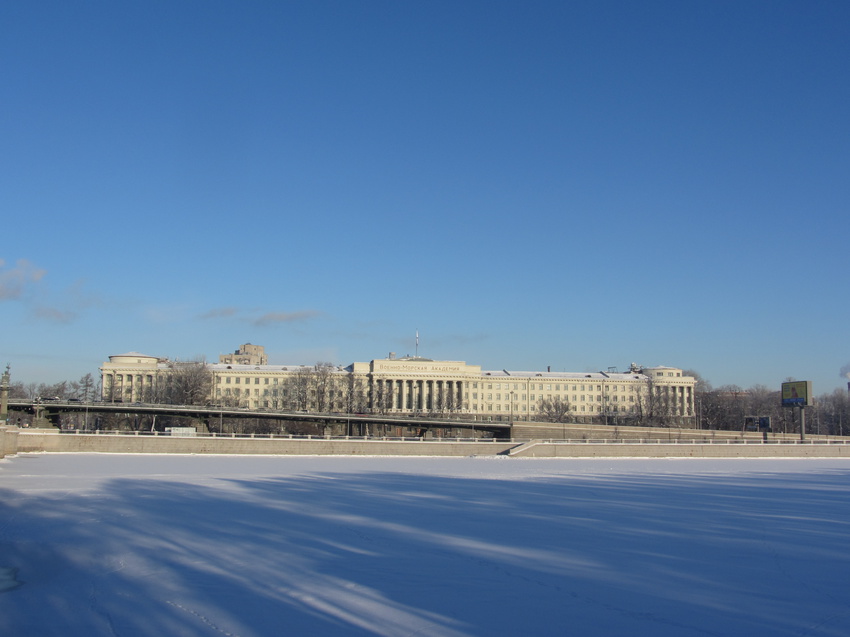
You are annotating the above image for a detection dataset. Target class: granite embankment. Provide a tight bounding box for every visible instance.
[3,426,849,458]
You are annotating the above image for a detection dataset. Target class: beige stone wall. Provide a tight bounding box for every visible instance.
[507,441,850,458]
[13,430,850,458]
[16,431,514,456]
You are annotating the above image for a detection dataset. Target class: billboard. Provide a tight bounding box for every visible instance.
[781,381,812,407]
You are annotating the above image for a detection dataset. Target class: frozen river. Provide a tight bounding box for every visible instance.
[2,454,849,636]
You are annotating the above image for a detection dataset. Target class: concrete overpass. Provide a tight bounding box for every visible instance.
[6,399,511,437]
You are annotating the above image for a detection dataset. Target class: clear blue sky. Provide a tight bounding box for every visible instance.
[2,1,848,394]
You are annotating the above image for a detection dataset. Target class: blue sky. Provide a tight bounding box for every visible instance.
[2,1,848,394]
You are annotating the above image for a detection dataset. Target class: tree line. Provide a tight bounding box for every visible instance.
[538,370,850,434]
[8,373,98,403]
[7,364,850,435]
[688,372,850,436]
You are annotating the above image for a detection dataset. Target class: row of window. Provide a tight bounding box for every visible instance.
[212,376,693,393]
[474,382,637,392]
[477,404,633,413]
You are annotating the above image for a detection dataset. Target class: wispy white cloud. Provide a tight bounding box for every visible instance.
[144,303,194,325]
[199,306,240,320]
[32,306,76,324]
[254,310,321,327]
[0,259,46,300]
[0,259,106,326]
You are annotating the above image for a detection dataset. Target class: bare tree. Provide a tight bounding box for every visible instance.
[312,362,337,413]
[162,360,213,406]
[818,389,850,436]
[538,396,572,423]
[9,381,28,399]
[341,374,368,414]
[632,377,678,427]
[282,366,313,411]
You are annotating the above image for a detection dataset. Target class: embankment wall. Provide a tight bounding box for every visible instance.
[13,430,515,456]
[506,440,850,458]
[3,428,849,458]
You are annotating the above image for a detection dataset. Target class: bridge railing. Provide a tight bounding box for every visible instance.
[46,430,850,445]
[54,430,506,443]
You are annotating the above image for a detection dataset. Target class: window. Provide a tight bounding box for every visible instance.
[235,377,240,384]
[226,377,231,384]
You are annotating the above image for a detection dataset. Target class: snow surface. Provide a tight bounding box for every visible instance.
[2,454,850,636]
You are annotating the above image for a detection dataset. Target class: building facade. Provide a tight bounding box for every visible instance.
[101,345,696,425]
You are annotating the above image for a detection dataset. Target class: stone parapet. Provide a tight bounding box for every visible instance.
[12,430,850,458]
[0,426,19,458]
[506,440,850,458]
[16,431,515,456]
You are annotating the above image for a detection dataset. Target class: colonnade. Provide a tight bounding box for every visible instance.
[372,378,464,413]
[102,373,158,403]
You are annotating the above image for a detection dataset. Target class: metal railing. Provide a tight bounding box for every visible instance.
[42,430,850,445]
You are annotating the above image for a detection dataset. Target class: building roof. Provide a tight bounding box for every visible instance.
[482,370,646,381]
[112,351,159,359]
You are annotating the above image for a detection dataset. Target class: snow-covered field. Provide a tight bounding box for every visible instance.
[1,454,849,636]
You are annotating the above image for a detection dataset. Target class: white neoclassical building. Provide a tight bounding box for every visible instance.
[100,344,696,424]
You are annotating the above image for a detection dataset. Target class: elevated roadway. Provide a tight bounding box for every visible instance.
[7,399,510,436]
